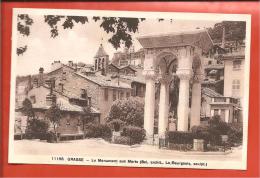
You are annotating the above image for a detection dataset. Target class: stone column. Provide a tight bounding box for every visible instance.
[176,46,193,131]
[190,74,203,128]
[176,72,191,131]
[158,74,172,138]
[143,70,156,137]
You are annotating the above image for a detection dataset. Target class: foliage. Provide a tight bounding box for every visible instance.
[25,118,49,139]
[208,21,246,43]
[17,14,33,55]
[191,116,243,146]
[168,131,194,144]
[17,45,28,56]
[46,131,58,143]
[17,14,34,36]
[16,14,174,55]
[168,143,193,151]
[107,97,144,127]
[208,115,230,145]
[191,125,210,144]
[84,123,112,140]
[227,122,243,146]
[113,136,131,145]
[22,98,35,119]
[45,104,62,135]
[107,119,126,132]
[121,126,146,144]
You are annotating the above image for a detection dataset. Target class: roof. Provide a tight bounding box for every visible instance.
[119,65,137,72]
[137,29,213,53]
[94,44,108,58]
[75,72,132,89]
[120,75,146,84]
[202,87,223,97]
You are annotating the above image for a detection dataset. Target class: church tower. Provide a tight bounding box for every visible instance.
[94,44,109,75]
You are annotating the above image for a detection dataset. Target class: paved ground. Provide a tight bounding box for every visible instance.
[13,138,242,161]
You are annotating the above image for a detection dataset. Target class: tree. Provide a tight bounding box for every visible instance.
[107,97,144,127]
[25,118,49,139]
[208,21,246,43]
[45,104,62,139]
[22,98,35,120]
[81,106,93,132]
[17,14,173,55]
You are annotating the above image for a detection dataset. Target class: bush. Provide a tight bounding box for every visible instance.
[85,123,112,140]
[121,126,146,144]
[227,123,243,146]
[46,131,57,143]
[168,143,193,151]
[113,136,131,145]
[191,125,210,144]
[107,119,126,132]
[107,97,144,127]
[25,118,49,139]
[168,131,194,144]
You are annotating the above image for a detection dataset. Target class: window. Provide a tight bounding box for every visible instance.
[126,92,130,98]
[232,80,240,96]
[81,89,87,99]
[120,91,124,100]
[104,88,109,101]
[208,61,212,65]
[233,60,241,70]
[113,90,117,101]
[30,95,36,104]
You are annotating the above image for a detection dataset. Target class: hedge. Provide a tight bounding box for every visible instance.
[84,123,112,140]
[168,131,194,144]
[121,126,146,144]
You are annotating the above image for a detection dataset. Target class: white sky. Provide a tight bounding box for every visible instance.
[16,14,219,76]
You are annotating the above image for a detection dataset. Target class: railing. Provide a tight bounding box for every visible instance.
[212,97,238,104]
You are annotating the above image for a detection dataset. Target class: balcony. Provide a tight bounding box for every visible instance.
[211,97,238,105]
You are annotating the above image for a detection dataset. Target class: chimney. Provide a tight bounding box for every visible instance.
[68,61,73,67]
[46,78,57,106]
[46,93,57,106]
[33,78,38,88]
[38,67,44,86]
[221,26,225,49]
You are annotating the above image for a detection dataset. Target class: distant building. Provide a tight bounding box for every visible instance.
[111,47,145,67]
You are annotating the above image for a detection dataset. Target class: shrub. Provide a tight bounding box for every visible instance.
[107,97,144,127]
[85,123,112,140]
[113,136,131,145]
[227,123,243,146]
[25,118,49,139]
[191,125,210,144]
[168,131,194,144]
[121,126,146,144]
[168,143,193,151]
[46,131,57,143]
[107,119,126,132]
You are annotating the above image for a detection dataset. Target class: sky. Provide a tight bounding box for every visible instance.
[16,14,220,76]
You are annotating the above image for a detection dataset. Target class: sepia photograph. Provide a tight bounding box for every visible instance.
[9,8,251,170]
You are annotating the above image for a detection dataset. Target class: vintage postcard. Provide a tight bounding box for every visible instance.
[9,8,251,170]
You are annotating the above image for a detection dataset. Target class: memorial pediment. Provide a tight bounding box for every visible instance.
[137,30,213,53]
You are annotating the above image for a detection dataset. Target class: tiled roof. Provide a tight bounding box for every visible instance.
[202,87,222,97]
[75,72,132,89]
[120,75,146,84]
[32,97,100,114]
[137,29,213,53]
[94,44,108,58]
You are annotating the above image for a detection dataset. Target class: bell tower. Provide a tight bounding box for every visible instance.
[94,43,109,75]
